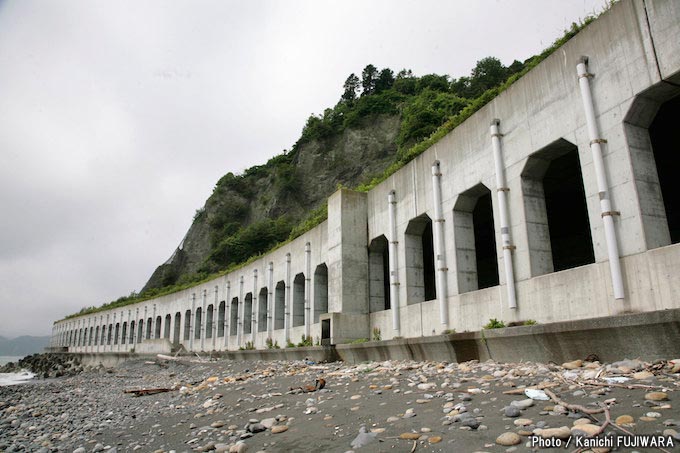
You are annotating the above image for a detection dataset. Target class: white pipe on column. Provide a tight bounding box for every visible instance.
[224,280,231,349]
[388,190,401,334]
[238,276,244,346]
[189,294,195,351]
[252,269,258,344]
[577,57,625,300]
[431,161,450,330]
[285,253,291,343]
[126,310,130,350]
[152,304,157,339]
[112,313,117,350]
[490,119,518,309]
[201,289,207,351]
[304,242,311,339]
[134,308,139,349]
[267,262,274,339]
[213,286,218,350]
[98,316,103,352]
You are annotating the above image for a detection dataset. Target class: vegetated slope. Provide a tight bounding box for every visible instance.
[141,58,522,296]
[143,113,402,292]
[69,11,605,319]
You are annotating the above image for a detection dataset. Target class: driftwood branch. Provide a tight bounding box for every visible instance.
[123,387,174,397]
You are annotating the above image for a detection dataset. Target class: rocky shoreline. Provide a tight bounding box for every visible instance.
[0,354,679,452]
[0,353,86,378]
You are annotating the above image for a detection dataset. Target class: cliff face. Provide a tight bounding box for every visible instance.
[142,114,401,292]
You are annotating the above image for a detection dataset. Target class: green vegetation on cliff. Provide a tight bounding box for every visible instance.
[63,13,604,320]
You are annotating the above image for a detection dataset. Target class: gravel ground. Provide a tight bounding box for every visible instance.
[1,355,679,452]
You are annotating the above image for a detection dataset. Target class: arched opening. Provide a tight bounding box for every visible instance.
[155,316,162,339]
[101,325,106,345]
[230,298,239,336]
[162,314,170,339]
[114,323,120,345]
[173,312,181,344]
[405,214,436,304]
[206,304,214,339]
[293,273,305,327]
[194,308,202,340]
[137,320,143,343]
[107,324,113,345]
[368,236,390,312]
[89,326,94,346]
[275,281,285,329]
[218,301,226,337]
[129,321,135,344]
[522,139,595,275]
[243,294,253,335]
[258,288,268,332]
[121,322,127,345]
[184,310,191,340]
[453,184,499,292]
[81,328,87,346]
[146,318,152,340]
[625,89,680,247]
[94,326,99,346]
[314,264,329,322]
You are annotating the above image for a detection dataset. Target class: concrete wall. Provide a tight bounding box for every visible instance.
[52,0,680,360]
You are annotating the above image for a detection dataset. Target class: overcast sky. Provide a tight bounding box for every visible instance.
[0,0,606,338]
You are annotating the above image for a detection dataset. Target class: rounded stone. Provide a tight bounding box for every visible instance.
[428,436,442,444]
[513,418,532,427]
[645,392,669,401]
[504,406,521,418]
[271,425,288,434]
[570,423,601,437]
[496,432,521,446]
[399,433,421,440]
[615,415,634,425]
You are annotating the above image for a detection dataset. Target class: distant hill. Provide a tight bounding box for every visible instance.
[0,335,50,356]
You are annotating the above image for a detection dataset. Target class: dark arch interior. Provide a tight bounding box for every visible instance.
[421,221,436,301]
[543,149,595,271]
[472,192,499,289]
[649,94,680,244]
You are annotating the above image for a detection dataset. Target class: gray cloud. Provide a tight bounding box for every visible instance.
[0,0,605,337]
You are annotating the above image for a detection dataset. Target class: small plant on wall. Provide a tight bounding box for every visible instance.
[265,337,280,349]
[483,318,505,329]
[372,327,381,341]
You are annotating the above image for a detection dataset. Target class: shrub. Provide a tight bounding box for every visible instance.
[483,318,506,329]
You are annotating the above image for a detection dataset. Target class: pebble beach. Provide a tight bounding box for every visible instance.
[1,354,679,452]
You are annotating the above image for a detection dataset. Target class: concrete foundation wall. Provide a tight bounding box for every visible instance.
[52,0,680,362]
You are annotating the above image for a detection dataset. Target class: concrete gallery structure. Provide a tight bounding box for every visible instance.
[51,0,680,362]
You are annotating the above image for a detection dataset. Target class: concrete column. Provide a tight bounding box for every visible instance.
[213,286,218,350]
[201,289,207,351]
[126,310,131,349]
[431,161,450,330]
[134,308,139,349]
[577,57,624,300]
[388,190,401,335]
[97,316,102,352]
[267,262,274,339]
[142,306,147,343]
[238,276,244,346]
[285,253,291,344]
[252,269,258,345]
[153,304,158,339]
[189,293,196,351]
[224,280,230,349]
[304,242,312,339]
